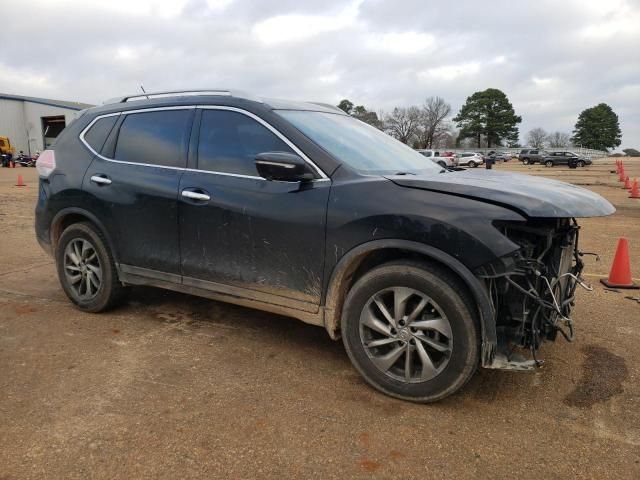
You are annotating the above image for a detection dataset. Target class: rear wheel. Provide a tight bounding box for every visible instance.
[545,160,554,167]
[55,222,126,312]
[341,260,480,403]
[468,160,476,168]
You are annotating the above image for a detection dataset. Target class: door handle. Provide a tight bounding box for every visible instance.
[90,175,112,185]
[181,190,211,201]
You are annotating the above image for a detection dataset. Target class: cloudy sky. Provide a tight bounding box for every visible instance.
[2,0,639,148]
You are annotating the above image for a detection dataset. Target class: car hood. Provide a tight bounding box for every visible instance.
[386,170,615,218]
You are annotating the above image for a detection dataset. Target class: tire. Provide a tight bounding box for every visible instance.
[577,160,585,167]
[341,260,480,403]
[522,158,530,165]
[545,160,553,167]
[55,222,126,312]
[468,161,476,168]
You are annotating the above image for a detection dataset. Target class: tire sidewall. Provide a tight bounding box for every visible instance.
[55,223,116,312]
[341,264,479,402]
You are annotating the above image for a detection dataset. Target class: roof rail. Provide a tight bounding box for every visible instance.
[102,89,261,105]
[308,102,346,114]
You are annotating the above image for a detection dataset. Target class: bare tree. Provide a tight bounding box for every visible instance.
[416,96,452,149]
[384,107,421,144]
[433,124,457,149]
[547,131,571,148]
[526,128,548,148]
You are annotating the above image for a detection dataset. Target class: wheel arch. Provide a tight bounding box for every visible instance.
[50,208,120,267]
[323,239,497,366]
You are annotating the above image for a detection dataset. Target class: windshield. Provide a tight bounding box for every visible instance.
[277,110,442,175]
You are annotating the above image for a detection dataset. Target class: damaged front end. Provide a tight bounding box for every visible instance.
[477,218,595,370]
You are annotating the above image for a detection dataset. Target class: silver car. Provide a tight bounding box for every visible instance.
[457,152,484,168]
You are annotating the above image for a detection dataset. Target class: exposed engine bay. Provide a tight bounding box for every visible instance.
[477,218,594,370]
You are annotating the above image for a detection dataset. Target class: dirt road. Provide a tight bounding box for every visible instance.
[1,161,639,479]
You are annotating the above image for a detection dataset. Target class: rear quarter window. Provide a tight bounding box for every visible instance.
[84,115,119,153]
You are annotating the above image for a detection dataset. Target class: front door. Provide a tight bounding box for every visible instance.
[178,108,330,311]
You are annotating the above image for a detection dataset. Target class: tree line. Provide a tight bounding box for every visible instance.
[337,90,623,152]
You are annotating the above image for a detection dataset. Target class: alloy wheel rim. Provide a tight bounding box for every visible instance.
[359,287,453,383]
[63,238,102,299]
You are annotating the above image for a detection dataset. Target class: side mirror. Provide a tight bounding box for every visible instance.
[255,152,315,182]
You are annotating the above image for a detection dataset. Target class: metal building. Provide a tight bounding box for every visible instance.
[0,93,94,155]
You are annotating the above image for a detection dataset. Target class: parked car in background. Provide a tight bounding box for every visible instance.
[486,151,512,162]
[542,151,591,167]
[518,149,547,164]
[457,152,484,168]
[417,149,458,168]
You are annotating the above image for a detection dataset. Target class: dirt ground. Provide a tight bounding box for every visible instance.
[1,160,639,479]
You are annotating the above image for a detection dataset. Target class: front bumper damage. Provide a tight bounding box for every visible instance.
[477,218,594,370]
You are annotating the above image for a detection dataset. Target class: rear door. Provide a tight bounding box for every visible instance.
[554,152,568,164]
[82,107,194,276]
[178,107,330,311]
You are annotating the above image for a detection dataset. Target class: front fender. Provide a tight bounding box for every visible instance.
[322,239,498,366]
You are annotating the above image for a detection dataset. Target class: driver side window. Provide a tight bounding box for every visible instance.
[197,110,294,176]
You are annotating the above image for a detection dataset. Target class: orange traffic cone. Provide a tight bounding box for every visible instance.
[15,175,26,187]
[619,167,625,181]
[600,238,638,289]
[631,178,639,199]
[624,176,631,189]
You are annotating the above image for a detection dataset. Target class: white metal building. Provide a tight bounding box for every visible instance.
[0,93,94,155]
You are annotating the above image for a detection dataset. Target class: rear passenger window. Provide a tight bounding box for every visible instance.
[84,116,118,153]
[114,110,191,168]
[197,110,294,176]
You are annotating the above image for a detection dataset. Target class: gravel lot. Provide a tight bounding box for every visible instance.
[1,160,639,479]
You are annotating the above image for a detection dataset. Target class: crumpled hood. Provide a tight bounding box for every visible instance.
[386,170,615,218]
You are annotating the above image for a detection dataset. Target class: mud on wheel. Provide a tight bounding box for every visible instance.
[341,260,480,402]
[55,222,125,312]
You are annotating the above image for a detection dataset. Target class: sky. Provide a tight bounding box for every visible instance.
[1,0,639,149]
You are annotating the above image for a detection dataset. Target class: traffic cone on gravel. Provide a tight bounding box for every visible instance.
[15,175,25,187]
[624,176,632,189]
[631,179,640,199]
[616,160,621,173]
[600,238,639,289]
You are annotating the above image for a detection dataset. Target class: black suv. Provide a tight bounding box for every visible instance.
[35,90,615,402]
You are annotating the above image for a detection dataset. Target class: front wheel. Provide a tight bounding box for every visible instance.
[577,160,585,167]
[341,260,480,403]
[55,222,126,312]
[522,158,530,165]
[545,160,554,167]
[468,161,476,168]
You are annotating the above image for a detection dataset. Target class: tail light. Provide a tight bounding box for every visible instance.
[36,149,56,177]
